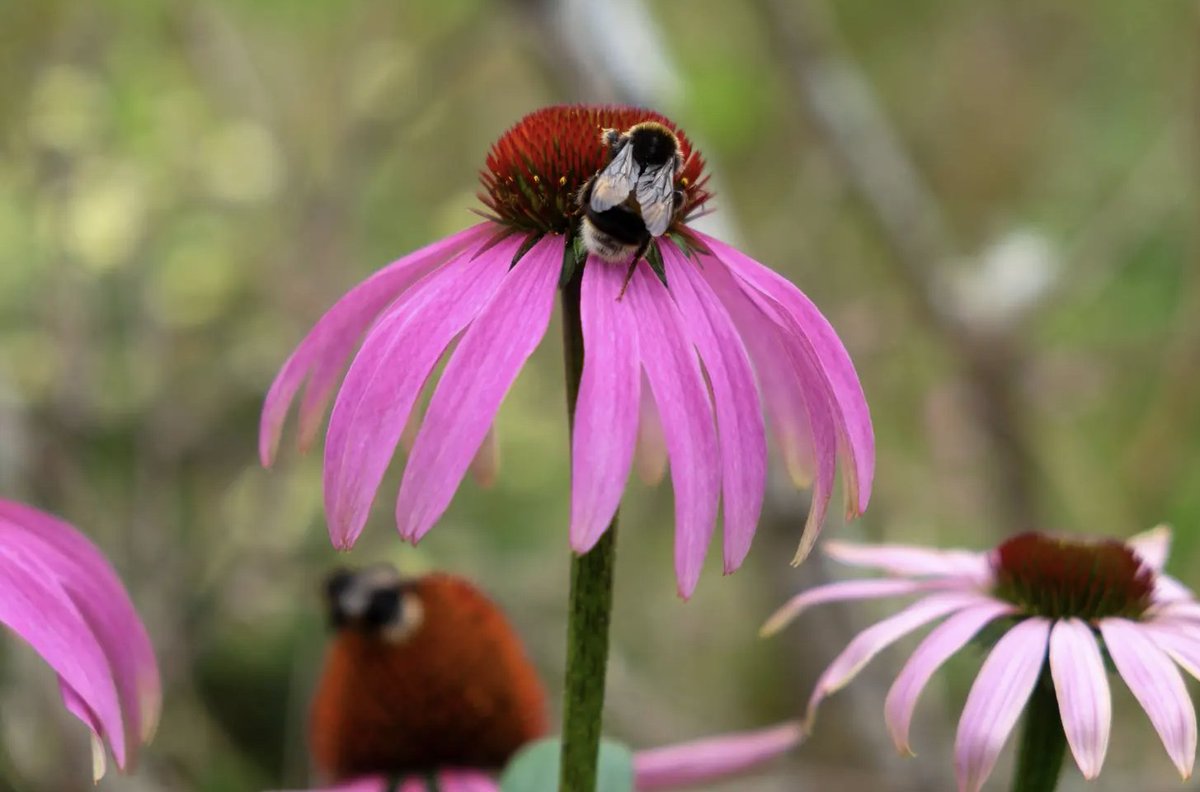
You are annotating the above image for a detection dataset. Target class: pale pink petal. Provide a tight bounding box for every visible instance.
[0,501,160,766]
[469,425,499,488]
[1144,620,1200,679]
[633,721,802,790]
[1049,618,1111,779]
[806,592,985,729]
[825,541,993,583]
[260,223,492,465]
[634,372,668,485]
[663,245,767,574]
[627,265,720,599]
[701,258,835,564]
[699,233,874,518]
[1154,574,1195,605]
[569,259,641,553]
[884,601,1014,755]
[1100,618,1197,778]
[397,238,560,542]
[1153,601,1200,622]
[322,236,518,548]
[761,578,960,638]
[438,770,501,792]
[0,543,125,769]
[1127,524,1172,572]
[955,617,1050,792]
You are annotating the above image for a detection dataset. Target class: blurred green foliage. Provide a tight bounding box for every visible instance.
[0,0,1195,790]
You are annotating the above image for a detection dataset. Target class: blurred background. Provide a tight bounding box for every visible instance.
[0,0,1196,789]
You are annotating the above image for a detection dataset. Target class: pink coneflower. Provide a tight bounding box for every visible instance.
[260,105,873,597]
[280,721,803,792]
[0,499,160,781]
[763,526,1200,791]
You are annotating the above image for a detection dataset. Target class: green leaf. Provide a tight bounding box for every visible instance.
[560,233,587,288]
[645,242,668,288]
[499,737,635,792]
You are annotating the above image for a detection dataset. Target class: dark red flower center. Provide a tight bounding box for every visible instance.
[478,105,711,235]
[992,533,1154,620]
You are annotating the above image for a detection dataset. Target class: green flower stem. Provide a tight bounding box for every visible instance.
[559,269,618,792]
[1011,669,1067,792]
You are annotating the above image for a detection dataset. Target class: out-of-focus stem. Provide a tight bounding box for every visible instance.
[559,268,618,792]
[1011,671,1066,792]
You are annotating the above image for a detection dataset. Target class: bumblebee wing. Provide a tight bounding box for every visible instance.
[588,142,638,212]
[635,162,677,237]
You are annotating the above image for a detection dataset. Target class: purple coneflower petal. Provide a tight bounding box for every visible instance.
[1049,618,1111,779]
[0,544,124,770]
[1144,623,1200,679]
[824,541,992,582]
[634,372,668,485]
[884,601,1013,755]
[1127,524,1172,572]
[322,236,518,547]
[570,260,641,553]
[664,246,767,573]
[806,593,983,730]
[633,721,802,790]
[0,501,160,770]
[954,617,1050,792]
[699,233,874,519]
[761,578,956,638]
[702,257,836,564]
[627,265,721,599]
[1154,574,1195,604]
[397,237,561,542]
[260,223,491,465]
[1100,618,1197,778]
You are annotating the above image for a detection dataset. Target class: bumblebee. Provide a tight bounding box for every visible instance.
[577,122,684,288]
[310,565,548,782]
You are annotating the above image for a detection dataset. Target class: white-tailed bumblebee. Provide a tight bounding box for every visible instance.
[577,122,684,292]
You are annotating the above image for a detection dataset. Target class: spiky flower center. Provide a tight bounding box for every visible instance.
[478,105,710,235]
[992,533,1154,620]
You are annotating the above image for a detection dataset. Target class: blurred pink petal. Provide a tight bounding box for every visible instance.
[825,541,992,582]
[954,617,1049,792]
[1100,618,1197,778]
[632,721,802,790]
[570,258,641,553]
[397,238,560,542]
[664,246,767,574]
[322,237,517,547]
[1145,623,1200,679]
[628,265,720,599]
[806,593,985,730]
[633,372,668,486]
[885,601,1013,755]
[260,223,490,465]
[1127,524,1172,572]
[1049,618,1110,779]
[0,500,160,778]
[761,578,950,638]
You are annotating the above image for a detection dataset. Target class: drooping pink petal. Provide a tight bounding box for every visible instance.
[633,721,802,790]
[699,233,874,519]
[1153,601,1200,622]
[0,501,160,768]
[1127,524,1172,572]
[1049,618,1111,779]
[1100,618,1197,778]
[1144,621,1200,680]
[884,601,1014,755]
[0,543,125,769]
[805,592,985,730]
[761,578,961,638]
[260,223,493,465]
[1154,574,1195,605]
[569,259,641,553]
[634,372,668,485]
[824,541,993,583]
[663,245,767,574]
[322,236,519,548]
[954,617,1050,792]
[627,265,720,599]
[701,257,835,564]
[397,238,561,542]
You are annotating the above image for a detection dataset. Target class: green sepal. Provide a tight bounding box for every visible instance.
[499,737,634,792]
[511,232,545,269]
[645,242,668,288]
[560,233,587,288]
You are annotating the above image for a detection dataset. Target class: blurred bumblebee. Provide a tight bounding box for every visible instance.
[577,122,684,287]
[310,565,548,782]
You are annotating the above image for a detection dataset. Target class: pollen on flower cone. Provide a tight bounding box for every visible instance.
[310,574,548,780]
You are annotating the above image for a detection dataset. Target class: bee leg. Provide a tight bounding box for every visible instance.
[616,238,652,301]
